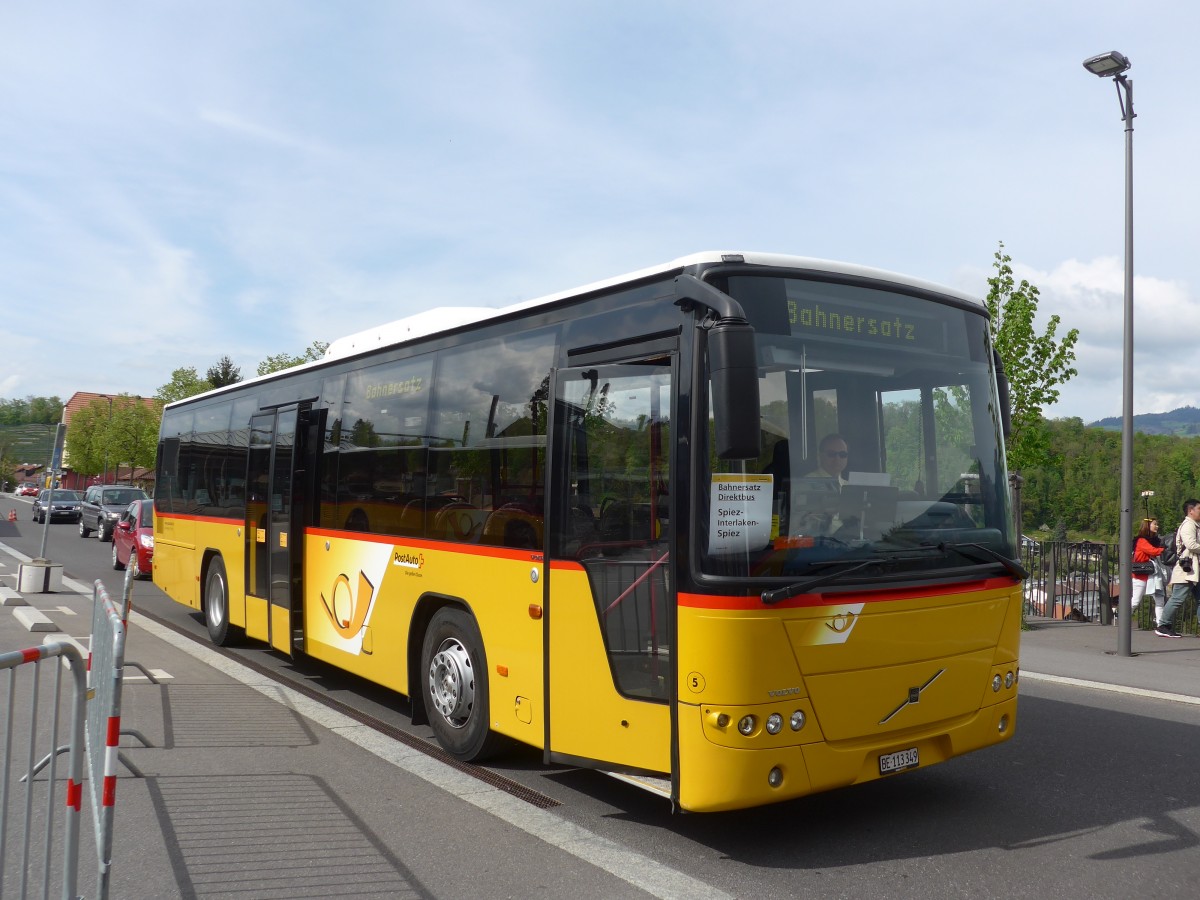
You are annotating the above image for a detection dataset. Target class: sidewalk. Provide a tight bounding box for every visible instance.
[1,566,710,900]
[1020,616,1200,702]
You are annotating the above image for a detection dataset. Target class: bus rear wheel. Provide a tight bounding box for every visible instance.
[204,557,239,646]
[421,608,501,761]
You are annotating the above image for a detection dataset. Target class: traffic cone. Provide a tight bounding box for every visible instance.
[6,509,15,523]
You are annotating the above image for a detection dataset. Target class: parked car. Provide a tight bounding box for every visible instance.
[32,489,83,524]
[17,482,39,497]
[79,484,149,541]
[111,499,153,580]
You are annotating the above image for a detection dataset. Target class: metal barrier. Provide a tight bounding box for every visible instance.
[1,641,86,900]
[1021,540,1200,633]
[83,576,129,900]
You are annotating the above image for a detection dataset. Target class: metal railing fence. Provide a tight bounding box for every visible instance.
[1020,540,1200,634]
[1,642,86,900]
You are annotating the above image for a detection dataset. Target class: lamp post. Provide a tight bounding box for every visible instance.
[1141,489,1154,520]
[1083,50,1134,656]
[102,394,113,485]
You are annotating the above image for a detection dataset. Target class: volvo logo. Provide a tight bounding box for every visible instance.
[879,669,945,724]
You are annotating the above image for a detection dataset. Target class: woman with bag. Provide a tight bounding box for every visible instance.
[1130,517,1165,626]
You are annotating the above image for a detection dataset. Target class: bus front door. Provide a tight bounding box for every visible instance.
[546,361,674,780]
[244,406,305,655]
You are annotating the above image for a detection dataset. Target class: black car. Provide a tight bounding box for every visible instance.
[32,489,83,524]
[79,484,149,541]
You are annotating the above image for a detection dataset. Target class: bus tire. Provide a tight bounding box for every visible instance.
[421,607,501,761]
[204,557,238,646]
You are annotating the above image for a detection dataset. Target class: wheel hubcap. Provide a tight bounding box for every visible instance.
[206,576,225,629]
[428,638,475,728]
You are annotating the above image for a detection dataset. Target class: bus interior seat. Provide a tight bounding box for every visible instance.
[482,505,543,549]
[344,508,370,531]
[432,502,481,542]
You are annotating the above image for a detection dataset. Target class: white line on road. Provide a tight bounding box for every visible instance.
[1020,670,1200,706]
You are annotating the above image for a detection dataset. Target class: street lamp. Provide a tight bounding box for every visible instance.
[1141,489,1154,520]
[102,394,114,485]
[1084,50,1134,656]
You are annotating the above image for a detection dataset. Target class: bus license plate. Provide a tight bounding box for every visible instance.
[879,747,919,775]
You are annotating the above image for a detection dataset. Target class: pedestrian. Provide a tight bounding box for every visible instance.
[1130,517,1165,626]
[1159,499,1200,638]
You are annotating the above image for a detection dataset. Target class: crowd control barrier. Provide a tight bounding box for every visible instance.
[83,576,130,900]
[0,641,86,900]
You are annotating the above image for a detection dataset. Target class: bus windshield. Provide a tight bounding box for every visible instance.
[699,273,1012,582]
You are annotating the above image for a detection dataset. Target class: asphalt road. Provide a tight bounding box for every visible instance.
[3,492,1199,899]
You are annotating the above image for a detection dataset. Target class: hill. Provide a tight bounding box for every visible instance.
[1089,405,1200,436]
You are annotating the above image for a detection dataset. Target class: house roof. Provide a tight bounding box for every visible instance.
[63,392,158,427]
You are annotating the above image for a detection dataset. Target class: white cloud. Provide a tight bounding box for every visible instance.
[1,1,1198,425]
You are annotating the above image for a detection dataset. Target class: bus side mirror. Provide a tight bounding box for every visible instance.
[674,274,762,461]
[709,319,761,460]
[993,349,1012,441]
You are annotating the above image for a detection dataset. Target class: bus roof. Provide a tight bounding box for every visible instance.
[322,251,983,362]
[165,251,983,409]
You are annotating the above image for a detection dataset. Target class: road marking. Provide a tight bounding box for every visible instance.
[1021,670,1200,706]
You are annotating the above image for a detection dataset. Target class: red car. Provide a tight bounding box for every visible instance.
[17,483,39,497]
[112,499,154,580]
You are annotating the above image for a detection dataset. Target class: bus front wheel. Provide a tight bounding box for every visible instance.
[204,558,239,646]
[421,608,501,761]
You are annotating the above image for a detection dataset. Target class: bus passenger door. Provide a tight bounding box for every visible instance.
[244,405,307,655]
[545,361,674,778]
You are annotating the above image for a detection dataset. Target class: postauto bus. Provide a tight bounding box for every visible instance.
[153,252,1022,812]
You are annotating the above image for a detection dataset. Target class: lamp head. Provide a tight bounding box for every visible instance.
[1083,51,1131,77]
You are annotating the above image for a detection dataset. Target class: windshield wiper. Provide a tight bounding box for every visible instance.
[937,541,1028,580]
[761,559,881,605]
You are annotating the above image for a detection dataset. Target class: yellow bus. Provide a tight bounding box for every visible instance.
[153,251,1022,812]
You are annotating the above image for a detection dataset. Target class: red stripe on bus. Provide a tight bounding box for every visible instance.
[307,527,543,561]
[157,512,242,525]
[679,577,1015,610]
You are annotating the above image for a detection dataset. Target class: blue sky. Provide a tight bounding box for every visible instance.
[2,2,1196,423]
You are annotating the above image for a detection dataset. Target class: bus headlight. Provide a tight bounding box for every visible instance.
[790,710,806,731]
[992,674,1002,692]
[737,715,756,736]
[1005,670,1015,689]
[765,713,783,735]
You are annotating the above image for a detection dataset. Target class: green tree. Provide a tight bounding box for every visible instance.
[157,367,213,404]
[65,400,107,476]
[108,397,161,474]
[65,395,162,481]
[986,242,1080,472]
[206,355,242,388]
[0,395,63,425]
[256,340,329,376]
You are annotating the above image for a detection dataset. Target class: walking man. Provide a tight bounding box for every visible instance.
[1160,498,1200,638]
